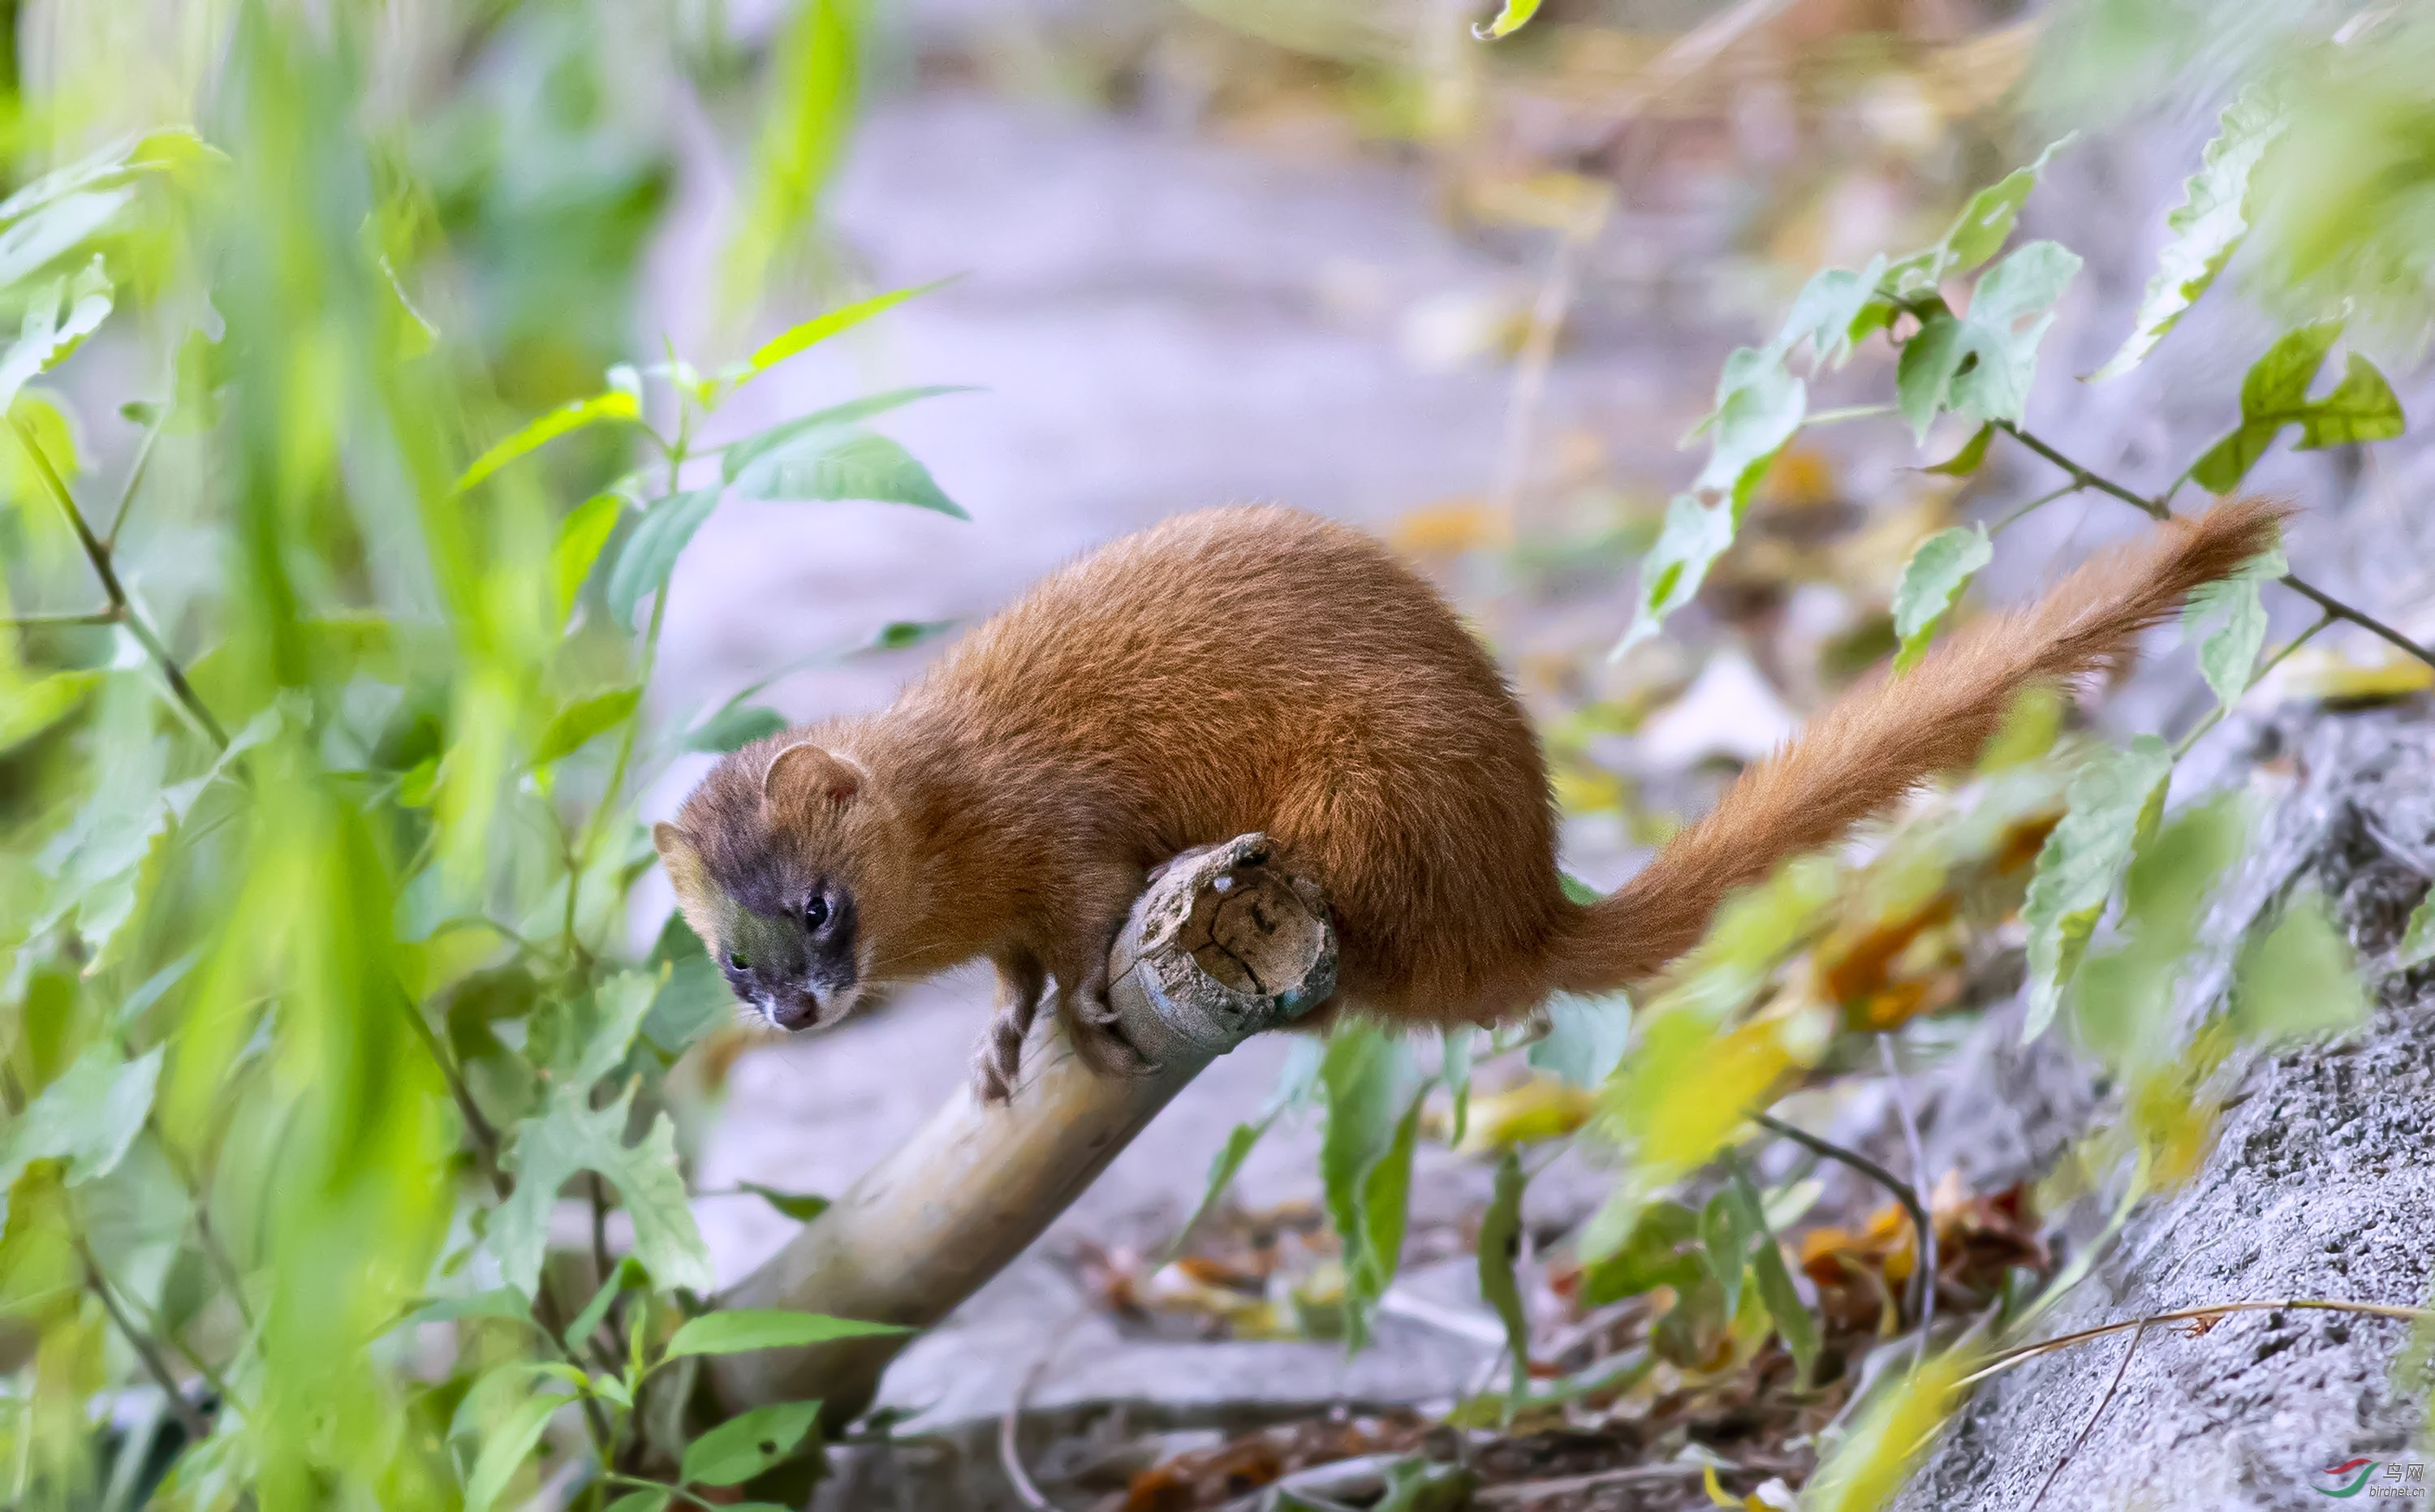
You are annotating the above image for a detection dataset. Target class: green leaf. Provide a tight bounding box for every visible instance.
[604,1493,670,1512]
[566,1256,645,1350]
[2234,891,2367,1043]
[552,493,624,626]
[493,1083,713,1295]
[727,429,966,519]
[1471,0,1541,40]
[1890,523,1993,670]
[681,1400,824,1488]
[402,1289,535,1329]
[1922,423,1993,476]
[462,1389,574,1512]
[1773,256,1887,370]
[2180,543,2287,715]
[643,911,732,1055]
[1525,992,1631,1087]
[0,1045,163,1226]
[2189,321,2406,494]
[1352,1096,1425,1340]
[1558,870,1601,905]
[1440,1027,1474,1147]
[718,386,974,483]
[1699,1185,1759,1317]
[1476,1152,1530,1399]
[606,487,722,631]
[747,283,948,376]
[1896,241,2083,442]
[662,1308,908,1359]
[0,256,113,413]
[532,687,641,768]
[568,971,661,1089]
[456,390,642,493]
[0,187,136,290]
[2092,92,2285,381]
[2401,893,2435,972]
[737,1182,831,1223]
[1580,1200,1702,1304]
[1691,346,1807,503]
[1611,492,1736,659]
[1175,1117,1272,1253]
[1886,137,2074,295]
[1318,1024,1418,1347]
[1731,1165,1818,1387]
[685,703,788,754]
[0,670,101,750]
[2020,735,2175,1041]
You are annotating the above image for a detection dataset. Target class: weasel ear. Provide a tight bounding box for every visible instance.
[762,742,861,812]
[653,823,720,946]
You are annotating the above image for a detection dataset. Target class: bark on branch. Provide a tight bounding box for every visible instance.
[708,833,1336,1425]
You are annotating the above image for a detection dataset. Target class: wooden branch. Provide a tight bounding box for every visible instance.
[708,833,1336,1424]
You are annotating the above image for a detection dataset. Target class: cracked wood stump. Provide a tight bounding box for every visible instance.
[707,833,1335,1426]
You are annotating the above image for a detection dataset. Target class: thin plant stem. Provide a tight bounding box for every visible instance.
[2173,609,2336,758]
[9,416,229,749]
[2027,1318,2144,1511]
[1990,480,2082,536]
[104,407,167,552]
[75,1235,210,1442]
[1806,402,1896,426]
[1750,1110,1933,1328]
[3,609,119,627]
[1997,422,2435,670]
[1961,1299,2430,1388]
[1877,1036,1937,1349]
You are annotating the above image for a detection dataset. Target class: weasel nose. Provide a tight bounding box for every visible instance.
[769,989,821,1032]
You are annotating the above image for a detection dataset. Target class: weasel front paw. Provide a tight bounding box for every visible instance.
[1062,976,1157,1079]
[970,1008,1028,1104]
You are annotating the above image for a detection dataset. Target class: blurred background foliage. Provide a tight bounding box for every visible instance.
[0,0,2429,1509]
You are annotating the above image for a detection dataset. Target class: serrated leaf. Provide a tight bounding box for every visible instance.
[682,1399,824,1487]
[605,1492,670,1512]
[727,429,965,519]
[569,971,661,1088]
[1891,523,1993,670]
[606,487,722,631]
[662,1308,907,1359]
[552,493,624,626]
[2235,891,2366,1043]
[2180,543,2286,714]
[1472,0,1541,39]
[1612,492,1737,659]
[456,390,641,493]
[2399,894,2435,971]
[1887,137,2074,295]
[1594,1009,1800,1241]
[566,1256,644,1350]
[532,687,640,768]
[1692,347,1807,502]
[718,386,974,483]
[2092,92,2285,381]
[737,1182,830,1223]
[746,282,949,375]
[1773,256,1887,370]
[685,703,787,754]
[1897,241,2083,442]
[2190,321,2406,493]
[462,1389,574,1512]
[2020,735,2174,1040]
[1476,1152,1530,1399]
[493,1083,713,1295]
[1525,992,1631,1087]
[642,911,731,1055]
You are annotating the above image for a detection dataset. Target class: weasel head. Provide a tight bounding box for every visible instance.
[654,731,917,1035]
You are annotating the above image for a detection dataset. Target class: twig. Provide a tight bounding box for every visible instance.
[999,1312,1085,1512]
[1751,1110,1933,1329]
[1996,422,2435,670]
[9,416,228,749]
[1990,480,2083,536]
[2026,1318,2144,1511]
[1877,1036,1937,1348]
[1959,1299,2431,1388]
[75,1236,210,1442]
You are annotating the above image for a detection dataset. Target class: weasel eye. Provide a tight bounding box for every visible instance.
[804,895,831,931]
[726,950,750,971]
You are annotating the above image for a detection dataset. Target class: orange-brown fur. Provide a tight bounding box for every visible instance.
[657,499,2285,1101]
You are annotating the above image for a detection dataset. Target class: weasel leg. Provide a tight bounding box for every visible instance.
[1054,905,1157,1079]
[972,952,1046,1104]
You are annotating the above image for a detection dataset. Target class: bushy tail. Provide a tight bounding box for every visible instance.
[1549,498,2290,994]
